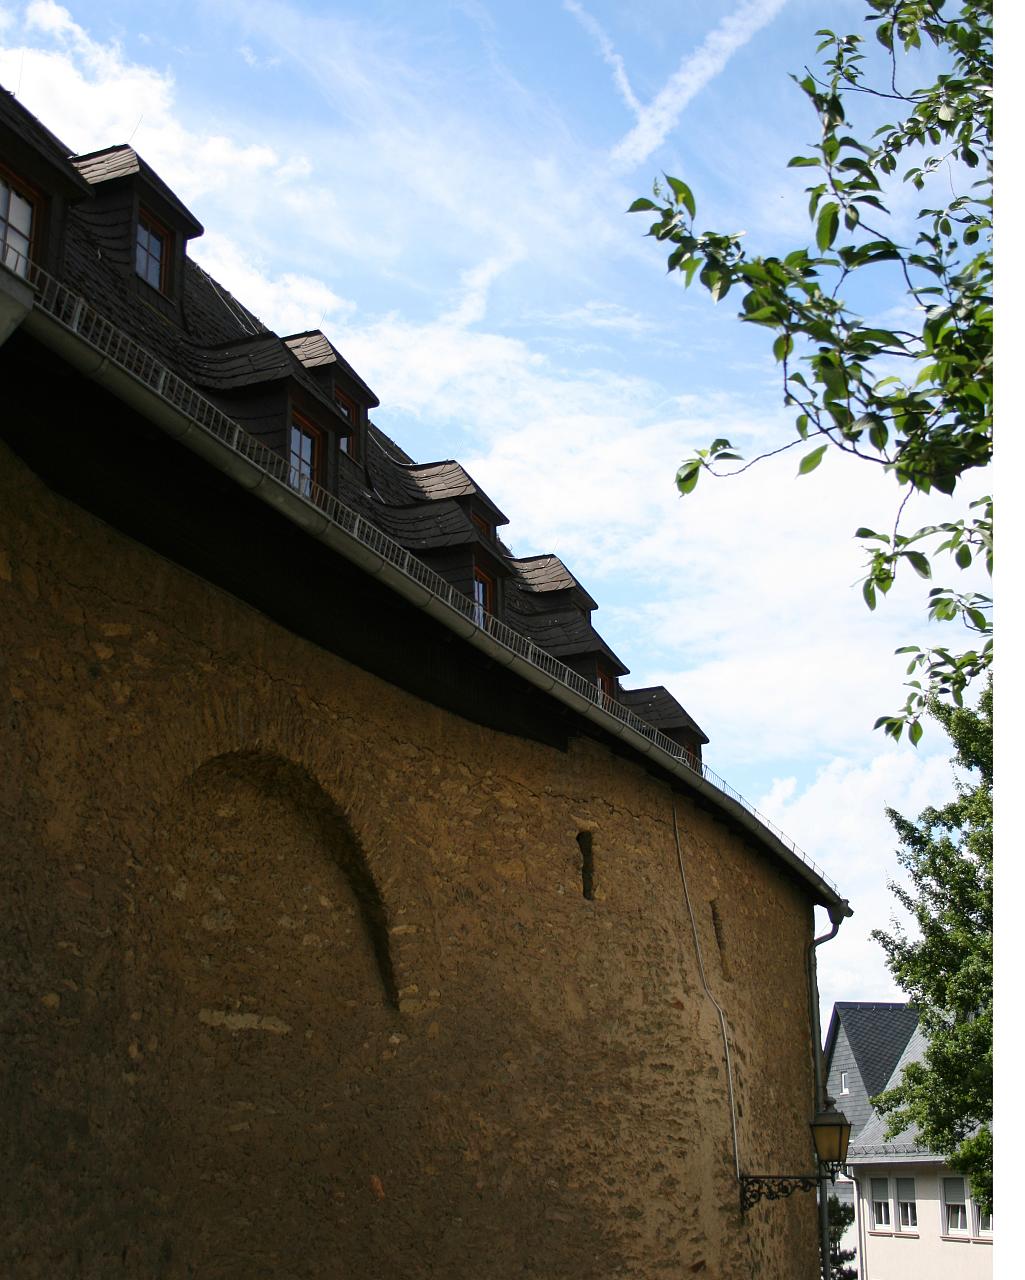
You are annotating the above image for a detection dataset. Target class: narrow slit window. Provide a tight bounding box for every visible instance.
[334,387,357,457]
[577,831,594,900]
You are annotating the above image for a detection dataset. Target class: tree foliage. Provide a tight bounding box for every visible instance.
[631,0,992,738]
[871,678,992,1210]
[827,1194,857,1280]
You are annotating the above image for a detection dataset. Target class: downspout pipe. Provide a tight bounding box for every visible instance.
[808,899,853,1280]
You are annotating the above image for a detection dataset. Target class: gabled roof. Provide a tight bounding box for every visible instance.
[283,330,380,407]
[72,144,204,238]
[847,1026,933,1159]
[823,1002,920,1101]
[618,686,708,744]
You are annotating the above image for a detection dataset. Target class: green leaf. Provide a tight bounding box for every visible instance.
[816,202,840,251]
[863,579,877,610]
[627,197,659,213]
[905,552,932,579]
[908,719,924,746]
[665,176,696,219]
[787,155,821,168]
[798,444,827,475]
[676,461,701,496]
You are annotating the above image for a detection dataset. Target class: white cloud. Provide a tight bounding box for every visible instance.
[610,0,788,171]
[191,232,356,336]
[755,748,957,1024]
[564,0,641,117]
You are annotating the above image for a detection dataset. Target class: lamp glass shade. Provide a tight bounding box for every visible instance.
[810,1103,851,1166]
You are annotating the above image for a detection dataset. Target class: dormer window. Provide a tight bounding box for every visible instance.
[471,512,493,541]
[597,669,617,702]
[136,209,168,291]
[472,566,494,626]
[289,412,322,497]
[1,169,35,278]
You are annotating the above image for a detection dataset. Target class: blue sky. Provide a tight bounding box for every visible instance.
[0,0,990,1026]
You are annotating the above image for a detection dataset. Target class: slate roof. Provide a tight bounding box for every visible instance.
[72,144,203,237]
[619,687,708,744]
[0,89,91,196]
[283,330,380,407]
[6,82,707,748]
[823,1002,920,1101]
[509,555,598,611]
[847,1026,933,1159]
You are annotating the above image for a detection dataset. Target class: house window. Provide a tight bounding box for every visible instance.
[1,170,34,278]
[870,1178,891,1229]
[597,669,616,701]
[471,512,492,541]
[288,413,322,497]
[840,1071,849,1095]
[334,387,357,456]
[472,567,494,626]
[896,1177,917,1229]
[975,1203,993,1235]
[943,1177,968,1233]
[136,210,168,291]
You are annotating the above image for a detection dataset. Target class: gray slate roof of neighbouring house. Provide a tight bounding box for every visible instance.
[824,1002,920,1101]
[847,1026,938,1161]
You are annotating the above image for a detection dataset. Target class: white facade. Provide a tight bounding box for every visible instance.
[848,1161,992,1280]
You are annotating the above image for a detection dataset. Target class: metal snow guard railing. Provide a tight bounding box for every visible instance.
[23,258,839,897]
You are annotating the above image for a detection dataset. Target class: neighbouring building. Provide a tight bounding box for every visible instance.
[2,85,852,1279]
[824,1003,993,1279]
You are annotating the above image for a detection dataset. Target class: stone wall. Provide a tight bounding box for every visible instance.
[1,440,820,1278]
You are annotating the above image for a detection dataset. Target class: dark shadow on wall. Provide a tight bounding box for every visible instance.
[187,749,399,1007]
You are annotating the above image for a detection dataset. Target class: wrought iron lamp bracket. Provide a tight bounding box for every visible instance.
[739,1173,820,1212]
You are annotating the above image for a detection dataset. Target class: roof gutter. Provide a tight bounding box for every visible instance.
[12,275,848,913]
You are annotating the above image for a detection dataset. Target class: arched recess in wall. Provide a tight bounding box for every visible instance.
[180,748,399,1007]
[123,748,406,1267]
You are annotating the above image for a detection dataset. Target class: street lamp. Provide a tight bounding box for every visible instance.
[739,1099,851,1212]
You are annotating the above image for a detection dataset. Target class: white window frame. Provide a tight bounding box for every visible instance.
[839,1070,850,1095]
[895,1176,917,1231]
[870,1177,891,1230]
[973,1201,993,1236]
[942,1176,969,1235]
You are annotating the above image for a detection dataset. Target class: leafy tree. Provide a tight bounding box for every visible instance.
[871,678,992,1211]
[631,0,992,738]
[827,1194,857,1280]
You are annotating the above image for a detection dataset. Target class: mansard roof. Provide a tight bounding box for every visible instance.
[0,83,851,913]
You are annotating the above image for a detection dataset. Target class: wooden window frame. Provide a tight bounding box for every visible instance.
[471,512,492,541]
[472,566,494,624]
[136,207,171,294]
[596,667,616,701]
[288,411,324,497]
[0,162,39,278]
